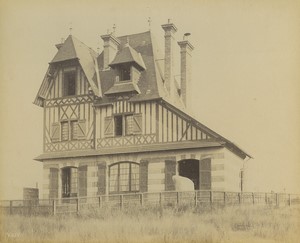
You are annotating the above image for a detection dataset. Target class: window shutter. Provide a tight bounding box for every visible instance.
[139,160,148,192]
[104,117,113,137]
[165,160,176,191]
[200,158,211,190]
[78,166,87,197]
[132,113,142,134]
[51,123,60,142]
[61,121,69,141]
[77,120,86,139]
[97,162,106,195]
[49,168,59,199]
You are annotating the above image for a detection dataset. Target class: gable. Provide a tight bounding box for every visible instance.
[158,99,252,160]
[155,100,213,144]
[46,64,91,99]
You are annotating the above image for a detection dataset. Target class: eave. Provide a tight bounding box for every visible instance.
[35,140,223,161]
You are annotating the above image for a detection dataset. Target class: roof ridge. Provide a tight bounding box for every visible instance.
[117,30,151,39]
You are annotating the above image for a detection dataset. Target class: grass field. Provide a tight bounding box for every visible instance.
[1,205,299,243]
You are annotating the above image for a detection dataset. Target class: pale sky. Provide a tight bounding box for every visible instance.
[0,0,299,199]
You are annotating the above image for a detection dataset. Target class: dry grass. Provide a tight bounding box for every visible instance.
[1,205,299,243]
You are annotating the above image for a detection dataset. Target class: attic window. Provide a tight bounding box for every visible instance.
[119,64,131,81]
[63,70,76,96]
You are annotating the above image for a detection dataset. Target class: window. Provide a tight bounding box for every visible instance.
[63,71,76,96]
[61,120,78,141]
[109,162,139,193]
[119,64,131,81]
[114,115,123,136]
[104,114,142,137]
[114,115,134,136]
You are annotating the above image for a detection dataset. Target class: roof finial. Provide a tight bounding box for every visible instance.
[148,17,151,30]
[168,18,171,24]
[112,24,116,35]
[69,22,73,35]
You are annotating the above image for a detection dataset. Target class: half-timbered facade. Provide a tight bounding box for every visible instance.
[34,21,251,199]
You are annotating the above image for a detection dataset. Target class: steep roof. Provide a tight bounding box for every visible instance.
[55,35,101,97]
[109,44,146,70]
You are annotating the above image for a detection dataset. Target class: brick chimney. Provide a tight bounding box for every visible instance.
[101,33,120,70]
[161,20,177,96]
[178,36,194,108]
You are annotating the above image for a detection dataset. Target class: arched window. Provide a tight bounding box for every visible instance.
[109,162,139,193]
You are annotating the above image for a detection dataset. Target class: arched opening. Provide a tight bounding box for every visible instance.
[109,161,140,193]
[178,159,199,190]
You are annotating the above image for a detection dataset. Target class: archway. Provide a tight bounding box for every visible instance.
[178,159,199,190]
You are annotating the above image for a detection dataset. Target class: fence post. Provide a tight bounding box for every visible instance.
[252,192,255,205]
[120,195,123,210]
[288,194,291,206]
[238,193,241,204]
[265,193,268,205]
[194,191,198,207]
[159,192,162,207]
[176,192,179,205]
[52,199,56,216]
[76,198,79,214]
[224,192,226,205]
[210,191,213,204]
[140,193,144,207]
[98,196,102,208]
[9,200,13,215]
[276,193,279,207]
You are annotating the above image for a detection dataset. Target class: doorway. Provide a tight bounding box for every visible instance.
[178,159,199,190]
[61,167,78,198]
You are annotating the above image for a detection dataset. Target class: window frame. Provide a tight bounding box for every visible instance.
[119,64,131,82]
[109,162,140,194]
[113,113,134,137]
[60,119,79,141]
[63,68,77,97]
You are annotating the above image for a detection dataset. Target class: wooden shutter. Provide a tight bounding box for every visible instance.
[78,166,87,197]
[51,123,60,142]
[139,160,148,192]
[200,158,211,190]
[97,163,106,195]
[165,160,176,191]
[49,168,59,199]
[132,113,142,134]
[61,121,69,141]
[77,120,86,139]
[104,117,113,137]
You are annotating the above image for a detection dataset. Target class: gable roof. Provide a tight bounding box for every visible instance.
[33,35,101,106]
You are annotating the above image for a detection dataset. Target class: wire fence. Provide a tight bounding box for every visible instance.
[1,191,299,216]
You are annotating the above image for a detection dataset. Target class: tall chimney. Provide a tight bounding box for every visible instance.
[178,36,194,108]
[161,20,177,96]
[101,33,120,70]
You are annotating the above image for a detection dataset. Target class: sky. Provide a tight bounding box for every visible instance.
[0,0,299,200]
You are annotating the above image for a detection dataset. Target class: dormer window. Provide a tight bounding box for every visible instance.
[119,64,131,81]
[63,69,76,96]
